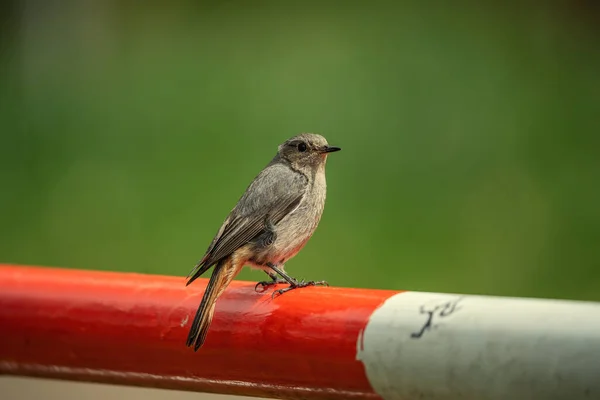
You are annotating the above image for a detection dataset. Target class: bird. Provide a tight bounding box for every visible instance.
[185,133,341,351]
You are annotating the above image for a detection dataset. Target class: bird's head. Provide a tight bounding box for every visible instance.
[277,133,341,172]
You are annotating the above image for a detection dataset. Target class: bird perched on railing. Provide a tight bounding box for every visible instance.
[185,133,341,351]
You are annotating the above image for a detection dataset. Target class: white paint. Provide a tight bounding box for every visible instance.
[357,292,600,400]
[180,314,189,327]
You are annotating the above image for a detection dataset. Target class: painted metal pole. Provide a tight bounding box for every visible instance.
[0,264,599,400]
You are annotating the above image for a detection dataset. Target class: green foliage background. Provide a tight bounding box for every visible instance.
[1,2,599,300]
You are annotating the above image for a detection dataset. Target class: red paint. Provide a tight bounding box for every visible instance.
[0,264,398,399]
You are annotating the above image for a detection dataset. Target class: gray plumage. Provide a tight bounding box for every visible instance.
[185,133,341,351]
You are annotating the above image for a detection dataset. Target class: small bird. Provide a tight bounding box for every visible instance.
[185,133,341,351]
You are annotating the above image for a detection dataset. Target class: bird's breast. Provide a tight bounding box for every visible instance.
[270,175,327,262]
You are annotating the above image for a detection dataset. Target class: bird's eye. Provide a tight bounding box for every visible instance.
[297,142,307,152]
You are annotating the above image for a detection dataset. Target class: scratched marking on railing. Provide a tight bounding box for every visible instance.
[410,296,464,339]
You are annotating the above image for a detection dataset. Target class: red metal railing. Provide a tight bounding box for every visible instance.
[0,264,394,399]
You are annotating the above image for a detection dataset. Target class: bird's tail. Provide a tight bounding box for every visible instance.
[186,257,238,351]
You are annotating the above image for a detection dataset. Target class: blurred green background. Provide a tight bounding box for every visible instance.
[1,1,599,301]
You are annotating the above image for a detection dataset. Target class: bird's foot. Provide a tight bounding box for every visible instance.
[271,279,329,299]
[255,278,288,292]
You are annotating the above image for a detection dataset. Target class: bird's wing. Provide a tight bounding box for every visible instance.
[186,163,307,285]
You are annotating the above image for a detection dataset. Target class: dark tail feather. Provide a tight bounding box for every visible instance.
[186,259,234,351]
[186,257,212,287]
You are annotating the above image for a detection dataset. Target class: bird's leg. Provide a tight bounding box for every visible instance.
[254,270,288,291]
[265,263,297,285]
[266,263,328,299]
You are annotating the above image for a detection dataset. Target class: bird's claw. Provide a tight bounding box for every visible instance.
[270,279,329,299]
[255,279,287,292]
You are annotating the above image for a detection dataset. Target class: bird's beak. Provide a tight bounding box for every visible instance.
[322,146,341,153]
